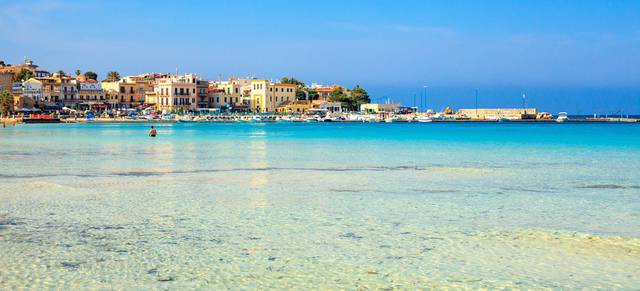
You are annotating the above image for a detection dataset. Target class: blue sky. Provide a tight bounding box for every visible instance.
[1,0,639,113]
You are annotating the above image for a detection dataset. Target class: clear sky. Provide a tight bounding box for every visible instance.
[1,0,639,114]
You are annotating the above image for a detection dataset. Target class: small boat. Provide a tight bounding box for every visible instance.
[556,112,569,123]
[384,116,398,123]
[416,116,432,123]
[498,116,512,122]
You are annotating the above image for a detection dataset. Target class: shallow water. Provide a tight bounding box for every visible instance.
[1,122,639,289]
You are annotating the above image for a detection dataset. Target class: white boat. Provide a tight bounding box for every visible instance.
[384,116,398,123]
[556,112,569,123]
[416,116,433,123]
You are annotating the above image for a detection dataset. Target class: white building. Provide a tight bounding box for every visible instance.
[22,78,43,102]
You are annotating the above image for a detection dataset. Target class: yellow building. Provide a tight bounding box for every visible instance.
[276,100,313,113]
[250,80,296,112]
[102,79,153,109]
[153,74,199,112]
[210,78,252,108]
[456,108,538,120]
[360,103,400,113]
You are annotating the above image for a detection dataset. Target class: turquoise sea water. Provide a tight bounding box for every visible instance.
[1,122,639,289]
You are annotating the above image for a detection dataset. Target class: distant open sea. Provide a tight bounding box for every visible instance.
[1,122,639,289]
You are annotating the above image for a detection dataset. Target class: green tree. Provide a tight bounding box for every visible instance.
[75,69,81,76]
[329,88,354,110]
[307,90,319,100]
[56,70,67,77]
[15,69,34,82]
[106,71,121,82]
[84,71,98,80]
[280,77,305,87]
[328,86,370,111]
[0,90,13,115]
[281,77,307,101]
[296,90,307,100]
[350,85,370,105]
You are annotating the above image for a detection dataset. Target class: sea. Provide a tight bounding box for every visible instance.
[1,122,639,289]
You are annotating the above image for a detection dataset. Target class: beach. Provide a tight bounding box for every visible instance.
[1,122,639,289]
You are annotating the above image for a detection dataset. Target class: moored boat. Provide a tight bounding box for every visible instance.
[556,112,569,123]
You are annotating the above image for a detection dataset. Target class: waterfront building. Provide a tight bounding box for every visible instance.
[11,82,35,110]
[60,78,78,107]
[210,78,253,109]
[360,103,401,113]
[275,100,343,114]
[22,78,43,103]
[196,80,209,108]
[37,76,66,106]
[78,80,104,110]
[317,101,343,113]
[276,100,313,113]
[456,108,538,120]
[144,91,159,109]
[249,80,296,112]
[153,74,199,112]
[102,78,153,109]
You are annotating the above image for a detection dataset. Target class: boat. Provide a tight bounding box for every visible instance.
[305,116,320,122]
[556,112,569,123]
[498,116,512,122]
[416,116,433,123]
[384,116,398,123]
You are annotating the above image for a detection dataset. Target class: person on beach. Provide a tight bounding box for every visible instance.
[149,126,157,137]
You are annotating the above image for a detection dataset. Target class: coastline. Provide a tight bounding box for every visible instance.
[22,117,640,123]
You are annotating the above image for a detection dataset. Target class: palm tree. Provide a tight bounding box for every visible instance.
[106,71,121,82]
[75,69,81,76]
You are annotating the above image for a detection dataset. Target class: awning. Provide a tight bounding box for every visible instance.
[44,105,63,111]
